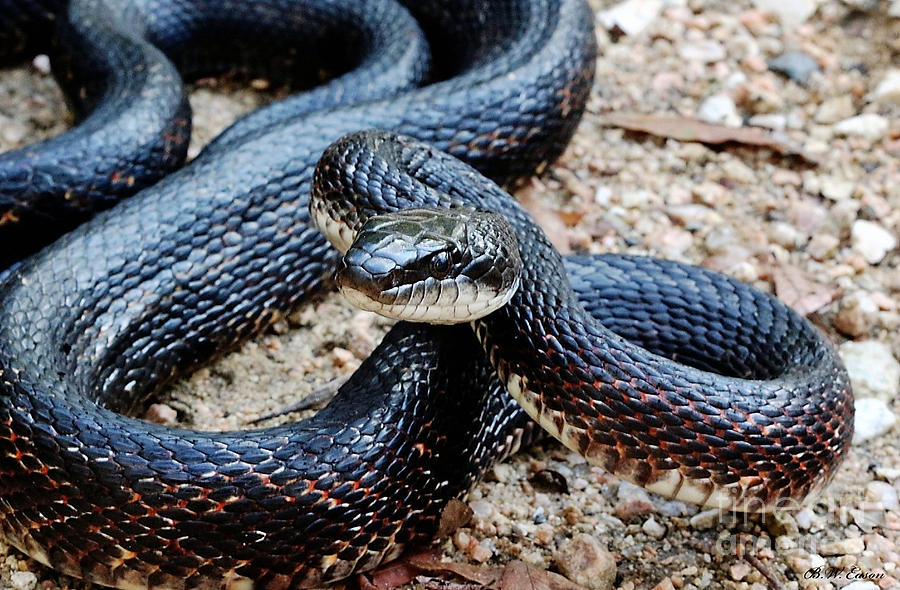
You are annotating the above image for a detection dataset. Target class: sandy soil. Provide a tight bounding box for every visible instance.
[0,1,898,589]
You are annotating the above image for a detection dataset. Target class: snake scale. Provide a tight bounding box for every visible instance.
[0,0,853,589]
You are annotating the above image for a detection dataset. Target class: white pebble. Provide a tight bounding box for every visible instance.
[595,185,612,206]
[795,508,815,530]
[748,113,786,131]
[851,220,897,264]
[690,509,722,530]
[820,176,855,201]
[469,500,493,520]
[642,517,667,539]
[840,340,900,401]
[698,95,741,127]
[866,481,899,511]
[815,96,854,124]
[753,0,818,29]
[679,40,726,64]
[834,114,889,142]
[843,582,879,590]
[853,398,897,444]
[31,54,51,74]
[871,69,900,105]
[596,0,662,36]
[819,537,865,555]
[9,571,37,590]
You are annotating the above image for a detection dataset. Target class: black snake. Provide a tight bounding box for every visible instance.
[0,0,853,588]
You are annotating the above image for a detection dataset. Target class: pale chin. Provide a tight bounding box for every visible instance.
[338,278,519,325]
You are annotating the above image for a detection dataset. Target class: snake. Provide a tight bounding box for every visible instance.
[0,0,854,589]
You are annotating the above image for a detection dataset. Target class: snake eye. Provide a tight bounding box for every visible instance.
[429,251,452,278]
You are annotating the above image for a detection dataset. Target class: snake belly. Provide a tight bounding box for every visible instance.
[0,0,597,588]
[312,131,854,512]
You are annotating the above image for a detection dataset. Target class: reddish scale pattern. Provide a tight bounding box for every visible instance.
[313,132,852,512]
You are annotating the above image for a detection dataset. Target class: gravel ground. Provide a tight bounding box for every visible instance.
[1,1,899,589]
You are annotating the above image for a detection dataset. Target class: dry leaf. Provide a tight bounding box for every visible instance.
[499,561,588,590]
[517,178,572,254]
[406,553,500,586]
[772,265,841,316]
[437,499,474,539]
[596,112,819,164]
[363,550,590,590]
[358,549,441,589]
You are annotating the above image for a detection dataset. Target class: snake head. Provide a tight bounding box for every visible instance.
[336,207,522,323]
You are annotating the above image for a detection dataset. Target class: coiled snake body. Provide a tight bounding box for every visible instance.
[0,0,852,588]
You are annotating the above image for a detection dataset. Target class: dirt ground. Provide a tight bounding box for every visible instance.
[0,1,899,589]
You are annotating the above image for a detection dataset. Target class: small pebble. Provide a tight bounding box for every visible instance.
[679,39,726,63]
[843,582,879,590]
[815,95,854,124]
[853,398,897,444]
[330,347,355,367]
[874,466,900,481]
[1,119,28,145]
[642,517,667,539]
[820,176,855,201]
[689,509,722,530]
[840,340,900,401]
[555,534,617,590]
[872,69,900,105]
[470,541,493,562]
[729,562,752,581]
[834,114,890,142]
[866,481,900,511]
[658,500,694,517]
[807,234,839,260]
[747,113,786,130]
[144,403,178,424]
[697,95,741,127]
[768,50,819,84]
[31,55,51,75]
[614,482,656,520]
[752,0,818,29]
[9,571,37,590]
[535,523,555,546]
[768,221,803,249]
[768,511,799,537]
[819,537,865,555]
[469,500,493,520]
[743,86,785,114]
[851,220,896,264]
[795,508,815,530]
[834,292,879,338]
[596,0,662,36]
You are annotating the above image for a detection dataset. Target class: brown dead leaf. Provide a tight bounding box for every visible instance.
[437,499,474,539]
[362,549,589,590]
[406,553,500,587]
[358,549,441,589]
[516,178,572,254]
[596,112,819,164]
[772,265,841,316]
[499,561,588,590]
